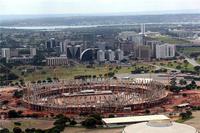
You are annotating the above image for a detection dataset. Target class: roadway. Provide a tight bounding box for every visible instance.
[177,51,200,67]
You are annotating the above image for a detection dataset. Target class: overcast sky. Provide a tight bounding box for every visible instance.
[0,0,200,15]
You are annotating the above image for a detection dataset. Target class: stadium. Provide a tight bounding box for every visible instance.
[23,78,168,114]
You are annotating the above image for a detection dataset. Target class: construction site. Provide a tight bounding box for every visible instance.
[22,78,168,114]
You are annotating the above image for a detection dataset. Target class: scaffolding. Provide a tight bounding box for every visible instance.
[23,78,168,114]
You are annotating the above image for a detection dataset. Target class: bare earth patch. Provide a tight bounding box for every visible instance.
[63,127,123,133]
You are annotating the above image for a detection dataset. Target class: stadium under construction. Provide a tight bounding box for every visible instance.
[23,78,169,114]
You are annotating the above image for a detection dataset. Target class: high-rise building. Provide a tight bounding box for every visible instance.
[30,48,37,57]
[156,43,176,59]
[115,49,124,61]
[1,48,10,59]
[106,50,115,61]
[95,42,106,50]
[135,45,151,61]
[145,40,161,58]
[140,24,146,35]
[10,48,19,57]
[60,39,70,55]
[46,38,57,49]
[118,31,145,55]
[97,50,105,62]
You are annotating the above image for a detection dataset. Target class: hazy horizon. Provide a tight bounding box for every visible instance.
[0,0,200,15]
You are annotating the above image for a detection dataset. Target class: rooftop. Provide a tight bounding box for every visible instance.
[103,115,169,124]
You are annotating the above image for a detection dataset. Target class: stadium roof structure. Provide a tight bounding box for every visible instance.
[122,120,198,133]
[103,115,169,125]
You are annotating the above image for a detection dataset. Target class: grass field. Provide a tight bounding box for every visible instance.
[12,64,155,82]
[151,36,190,44]
[178,47,200,57]
[154,60,194,71]
[0,119,54,131]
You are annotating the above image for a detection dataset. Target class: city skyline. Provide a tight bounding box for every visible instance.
[0,0,200,15]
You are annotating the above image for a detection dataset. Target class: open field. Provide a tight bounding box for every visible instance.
[151,36,190,44]
[178,47,200,57]
[0,119,54,131]
[11,64,155,82]
[154,60,194,71]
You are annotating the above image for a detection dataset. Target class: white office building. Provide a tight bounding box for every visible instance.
[30,48,37,57]
[115,49,124,61]
[106,50,115,61]
[97,50,105,62]
[1,48,10,59]
[46,56,68,66]
[156,43,176,59]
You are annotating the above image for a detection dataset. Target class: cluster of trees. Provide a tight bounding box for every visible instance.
[31,77,59,84]
[74,75,98,80]
[74,72,115,80]
[8,110,39,119]
[32,52,45,66]
[2,114,77,133]
[0,126,45,133]
[154,68,167,73]
[13,90,23,98]
[81,114,103,128]
[192,106,200,111]
[131,67,150,74]
[44,114,77,133]
[170,78,197,93]
[0,59,21,86]
[179,111,192,120]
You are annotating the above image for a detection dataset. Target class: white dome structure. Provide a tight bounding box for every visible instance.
[123,120,198,133]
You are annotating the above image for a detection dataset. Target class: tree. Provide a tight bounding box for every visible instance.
[194,66,200,73]
[183,60,189,64]
[8,110,20,118]
[179,79,187,85]
[180,111,192,120]
[13,90,23,98]
[13,127,22,133]
[145,109,151,114]
[82,117,97,128]
[170,77,177,87]
[32,53,45,66]
[191,80,196,86]
[70,120,77,126]
[47,77,53,83]
[108,114,115,118]
[0,128,9,133]
[176,65,181,69]
[90,114,102,121]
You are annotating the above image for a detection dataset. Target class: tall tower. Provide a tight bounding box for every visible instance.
[141,24,145,35]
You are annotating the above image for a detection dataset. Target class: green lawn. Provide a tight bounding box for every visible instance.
[0,119,54,131]
[178,47,200,57]
[12,64,156,82]
[154,60,194,71]
[151,36,190,44]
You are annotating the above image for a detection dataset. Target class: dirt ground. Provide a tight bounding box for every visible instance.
[63,127,123,133]
[184,111,200,132]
